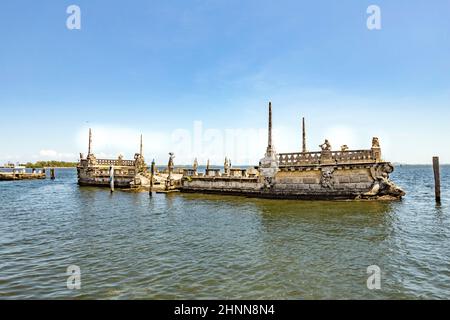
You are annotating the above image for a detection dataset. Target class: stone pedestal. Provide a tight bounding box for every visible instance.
[320,150,333,164]
[259,151,279,188]
[372,147,381,162]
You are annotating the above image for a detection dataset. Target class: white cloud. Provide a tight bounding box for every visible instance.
[39,150,58,157]
[37,150,76,161]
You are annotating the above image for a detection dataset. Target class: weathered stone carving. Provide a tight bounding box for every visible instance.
[117,154,123,166]
[224,157,230,176]
[319,139,332,151]
[134,153,146,173]
[369,163,393,180]
[340,145,349,151]
[259,102,279,185]
[320,167,335,189]
[371,137,382,161]
[363,162,405,199]
[193,158,198,175]
[319,139,333,163]
[363,175,405,200]
[165,152,175,190]
[372,137,380,148]
[263,176,274,190]
[87,153,97,165]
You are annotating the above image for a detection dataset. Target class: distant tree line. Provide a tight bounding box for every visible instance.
[24,161,78,168]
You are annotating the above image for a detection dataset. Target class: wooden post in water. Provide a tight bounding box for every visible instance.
[433,156,441,203]
[149,159,155,197]
[50,168,55,180]
[302,116,307,153]
[109,165,114,193]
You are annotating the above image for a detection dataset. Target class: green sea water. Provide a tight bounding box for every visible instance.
[0,166,449,299]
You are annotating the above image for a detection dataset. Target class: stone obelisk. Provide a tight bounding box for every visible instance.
[88,128,92,155]
[259,102,278,183]
[302,117,307,153]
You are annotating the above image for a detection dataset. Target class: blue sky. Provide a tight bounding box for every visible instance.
[0,0,449,165]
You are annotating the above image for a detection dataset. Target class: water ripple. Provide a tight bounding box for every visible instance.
[0,166,449,299]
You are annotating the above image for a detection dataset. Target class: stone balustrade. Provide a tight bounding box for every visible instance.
[278,149,378,167]
[96,159,135,166]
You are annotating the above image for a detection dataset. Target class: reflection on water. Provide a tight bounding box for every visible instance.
[0,166,449,299]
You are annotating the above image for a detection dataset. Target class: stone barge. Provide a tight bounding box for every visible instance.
[77,129,149,188]
[0,168,46,181]
[180,102,405,201]
[77,130,182,190]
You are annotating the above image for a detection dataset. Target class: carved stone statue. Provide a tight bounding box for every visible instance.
[372,137,380,148]
[87,153,97,165]
[319,139,333,163]
[340,145,349,151]
[165,152,175,190]
[363,163,405,199]
[193,158,198,172]
[134,153,146,173]
[224,157,230,175]
[320,168,334,189]
[168,152,175,172]
[319,139,332,151]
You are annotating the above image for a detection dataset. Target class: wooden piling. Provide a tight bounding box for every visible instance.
[302,117,307,153]
[432,156,441,203]
[149,159,155,197]
[50,168,55,180]
[109,165,114,193]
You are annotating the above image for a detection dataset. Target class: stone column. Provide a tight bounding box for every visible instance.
[88,128,92,155]
[259,102,279,187]
[371,137,382,162]
[302,117,307,153]
[266,102,274,156]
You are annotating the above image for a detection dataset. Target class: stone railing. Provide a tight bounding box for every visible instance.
[96,159,135,166]
[278,152,321,166]
[278,149,377,166]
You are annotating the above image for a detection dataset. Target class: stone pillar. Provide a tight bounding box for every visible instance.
[88,128,92,155]
[302,117,307,153]
[259,102,279,187]
[266,102,274,157]
[371,137,382,162]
